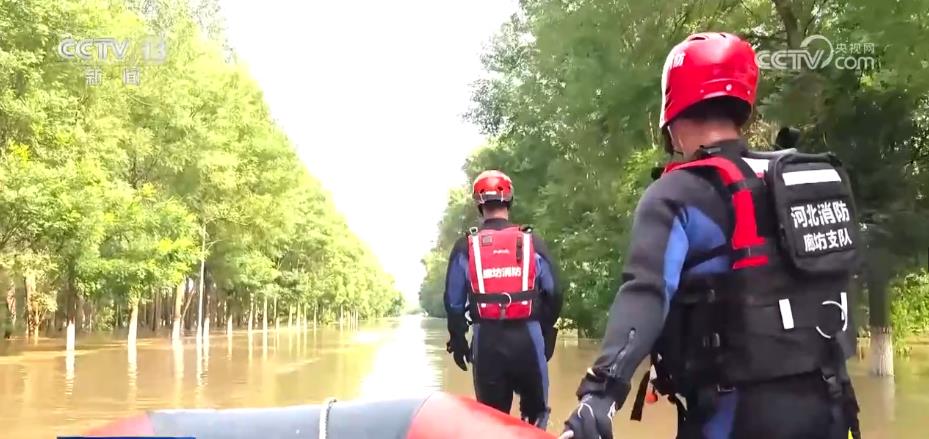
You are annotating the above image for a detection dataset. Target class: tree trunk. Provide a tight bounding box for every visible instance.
[172,281,184,342]
[247,294,254,335]
[226,296,233,336]
[771,0,802,49]
[197,223,207,343]
[312,303,316,328]
[5,280,16,334]
[203,283,211,338]
[86,301,95,333]
[65,263,78,352]
[288,305,293,330]
[262,296,268,333]
[273,297,278,332]
[152,289,161,333]
[867,247,894,376]
[128,297,140,349]
[24,272,36,338]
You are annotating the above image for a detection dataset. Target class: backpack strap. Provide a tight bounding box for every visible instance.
[663,155,770,270]
[630,352,688,427]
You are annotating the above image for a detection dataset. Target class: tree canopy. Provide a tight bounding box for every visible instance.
[0,0,402,339]
[419,0,929,338]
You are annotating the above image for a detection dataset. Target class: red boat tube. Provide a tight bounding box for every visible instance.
[85,392,556,439]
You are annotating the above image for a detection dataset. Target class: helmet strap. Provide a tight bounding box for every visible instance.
[663,126,685,158]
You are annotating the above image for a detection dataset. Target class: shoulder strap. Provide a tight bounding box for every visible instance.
[663,155,769,270]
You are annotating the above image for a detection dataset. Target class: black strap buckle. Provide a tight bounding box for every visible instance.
[733,243,772,260]
[717,384,735,393]
[726,178,765,194]
[701,332,721,349]
[821,369,843,400]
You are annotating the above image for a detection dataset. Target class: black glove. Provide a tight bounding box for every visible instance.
[446,334,471,371]
[562,393,617,439]
[543,326,558,361]
[521,406,551,430]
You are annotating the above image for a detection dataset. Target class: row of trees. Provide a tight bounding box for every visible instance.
[419,0,929,365]
[0,0,403,346]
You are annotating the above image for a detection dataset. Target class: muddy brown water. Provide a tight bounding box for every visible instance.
[0,315,926,438]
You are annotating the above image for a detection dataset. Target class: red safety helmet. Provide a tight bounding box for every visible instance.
[472,170,514,205]
[659,32,759,129]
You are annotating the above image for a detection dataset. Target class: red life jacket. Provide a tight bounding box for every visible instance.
[631,149,862,437]
[466,225,538,321]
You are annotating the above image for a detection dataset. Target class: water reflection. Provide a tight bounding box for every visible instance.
[195,337,206,406]
[247,330,254,372]
[64,350,75,398]
[262,329,268,361]
[358,315,440,399]
[880,376,896,424]
[173,340,183,407]
[0,318,926,439]
[127,343,138,411]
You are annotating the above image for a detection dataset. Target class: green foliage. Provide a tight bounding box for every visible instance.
[0,0,401,334]
[421,0,929,338]
[890,270,929,342]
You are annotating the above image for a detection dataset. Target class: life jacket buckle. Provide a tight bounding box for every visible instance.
[717,384,735,393]
[499,292,513,306]
[498,293,513,320]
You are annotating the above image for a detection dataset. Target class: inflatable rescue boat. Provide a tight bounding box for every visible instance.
[85,392,556,439]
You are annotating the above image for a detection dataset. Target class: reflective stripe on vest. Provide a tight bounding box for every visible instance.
[469,234,486,295]
[521,232,531,293]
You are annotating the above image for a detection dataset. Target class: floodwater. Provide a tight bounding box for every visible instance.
[0,315,927,438]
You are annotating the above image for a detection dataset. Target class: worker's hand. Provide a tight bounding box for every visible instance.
[562,393,616,439]
[445,335,471,371]
[542,326,558,361]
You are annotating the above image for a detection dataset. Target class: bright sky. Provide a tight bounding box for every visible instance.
[219,1,518,303]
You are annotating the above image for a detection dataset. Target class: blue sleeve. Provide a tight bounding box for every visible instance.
[444,250,470,315]
[586,177,692,392]
[535,254,555,297]
[662,215,690,306]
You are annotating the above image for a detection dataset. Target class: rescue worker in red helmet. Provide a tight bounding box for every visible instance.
[561,32,862,439]
[444,169,563,430]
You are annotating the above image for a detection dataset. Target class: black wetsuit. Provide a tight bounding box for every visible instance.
[584,139,855,438]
